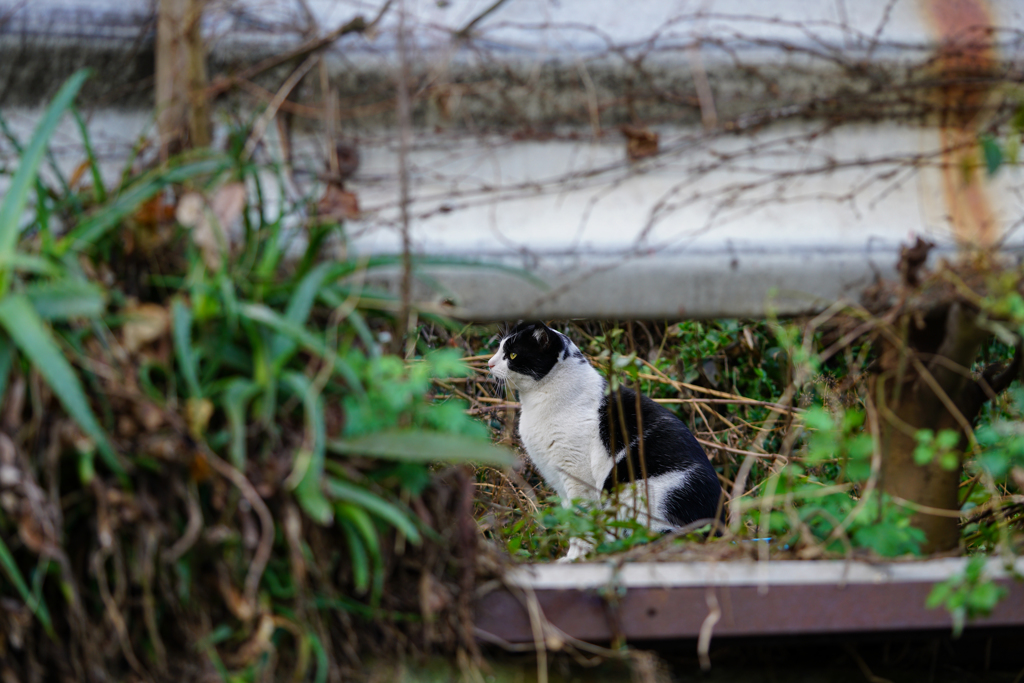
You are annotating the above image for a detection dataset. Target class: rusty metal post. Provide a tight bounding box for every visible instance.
[156,0,210,158]
[922,0,1000,249]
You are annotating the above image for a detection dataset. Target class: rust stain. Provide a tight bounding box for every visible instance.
[920,0,999,248]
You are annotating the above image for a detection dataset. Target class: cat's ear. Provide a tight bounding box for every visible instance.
[530,322,551,348]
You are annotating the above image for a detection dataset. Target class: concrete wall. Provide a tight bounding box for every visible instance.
[2,0,1023,319]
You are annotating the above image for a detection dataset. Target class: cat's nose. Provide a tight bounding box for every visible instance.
[487,357,496,368]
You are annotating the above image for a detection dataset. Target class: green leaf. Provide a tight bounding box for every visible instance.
[337,517,370,595]
[424,348,472,378]
[803,406,834,433]
[964,556,985,582]
[967,581,1007,612]
[238,302,362,393]
[281,371,332,525]
[326,476,422,545]
[221,378,259,469]
[939,451,960,471]
[270,261,343,365]
[390,462,432,496]
[926,581,954,609]
[23,281,106,320]
[71,107,107,204]
[612,352,636,370]
[977,450,1011,478]
[936,429,961,450]
[0,294,123,479]
[171,298,202,399]
[0,535,54,637]
[0,332,14,403]
[0,70,90,294]
[980,134,1003,176]
[914,444,935,466]
[294,465,333,525]
[327,430,514,467]
[335,502,383,602]
[307,631,330,683]
[0,253,61,277]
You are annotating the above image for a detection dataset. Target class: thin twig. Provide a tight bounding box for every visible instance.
[395,0,414,355]
[242,54,319,161]
[454,0,510,39]
[197,442,275,609]
[207,14,376,97]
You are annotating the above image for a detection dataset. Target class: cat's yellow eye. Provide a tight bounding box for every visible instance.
[510,353,517,360]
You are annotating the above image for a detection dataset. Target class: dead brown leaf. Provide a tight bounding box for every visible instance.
[224,613,276,667]
[419,572,452,618]
[17,508,53,554]
[117,415,138,438]
[134,195,178,227]
[68,160,91,190]
[189,451,215,483]
[211,183,246,232]
[139,434,181,462]
[177,184,245,270]
[317,183,360,221]
[218,569,255,621]
[122,303,170,353]
[133,402,165,432]
[621,124,659,161]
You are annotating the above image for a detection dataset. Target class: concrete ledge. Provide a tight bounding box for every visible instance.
[4,1,1023,127]
[475,558,1024,642]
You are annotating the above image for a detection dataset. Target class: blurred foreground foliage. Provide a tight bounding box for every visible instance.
[2,73,1023,681]
[0,72,512,681]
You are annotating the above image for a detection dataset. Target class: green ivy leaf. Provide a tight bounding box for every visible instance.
[980,134,1003,176]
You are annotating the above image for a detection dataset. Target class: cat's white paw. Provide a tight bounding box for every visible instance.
[560,538,592,562]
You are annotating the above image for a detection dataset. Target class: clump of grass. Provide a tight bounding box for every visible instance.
[0,71,513,681]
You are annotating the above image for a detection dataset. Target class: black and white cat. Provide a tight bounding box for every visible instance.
[488,321,723,560]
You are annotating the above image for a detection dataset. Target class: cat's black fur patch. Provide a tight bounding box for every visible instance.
[501,321,564,381]
[599,387,722,527]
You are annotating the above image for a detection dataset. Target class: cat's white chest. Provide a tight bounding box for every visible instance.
[517,372,603,499]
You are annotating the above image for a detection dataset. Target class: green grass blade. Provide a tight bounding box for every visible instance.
[328,430,514,467]
[238,302,363,394]
[71,107,107,204]
[307,632,330,683]
[337,517,370,595]
[0,294,123,479]
[171,298,202,399]
[335,503,383,603]
[0,535,54,637]
[0,332,14,402]
[325,477,422,545]
[0,253,62,277]
[281,371,332,525]
[215,271,239,332]
[0,70,90,293]
[56,156,229,255]
[222,378,260,470]
[269,261,342,363]
[24,281,106,320]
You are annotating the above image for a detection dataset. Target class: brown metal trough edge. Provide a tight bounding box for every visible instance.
[473,559,1024,644]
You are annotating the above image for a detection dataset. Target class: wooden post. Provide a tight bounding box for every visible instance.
[156,0,210,158]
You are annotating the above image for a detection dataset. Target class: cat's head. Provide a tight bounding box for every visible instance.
[487,321,565,387]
